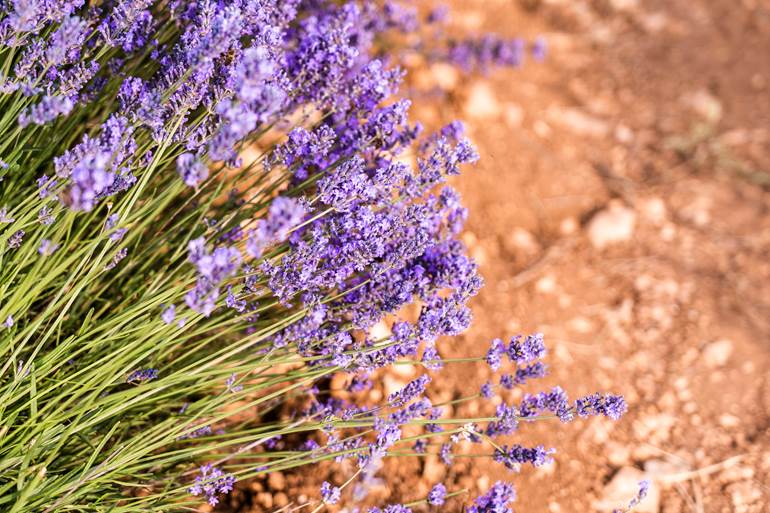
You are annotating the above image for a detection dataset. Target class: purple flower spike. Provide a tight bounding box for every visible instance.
[161,305,175,324]
[38,239,59,256]
[321,481,341,505]
[428,483,447,506]
[575,393,628,420]
[507,333,546,363]
[480,382,495,398]
[387,374,430,407]
[126,368,158,383]
[467,481,516,513]
[246,196,305,258]
[485,338,505,371]
[493,444,555,471]
[188,464,235,506]
[176,153,209,188]
[7,230,25,249]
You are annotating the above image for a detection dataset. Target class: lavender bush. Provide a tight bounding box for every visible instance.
[0,1,632,511]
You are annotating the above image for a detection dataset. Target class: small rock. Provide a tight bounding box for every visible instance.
[718,413,741,428]
[503,102,524,127]
[267,472,286,491]
[464,82,499,119]
[274,492,289,508]
[702,339,733,368]
[533,120,552,137]
[369,321,391,340]
[720,465,755,483]
[568,316,594,334]
[615,124,634,143]
[683,89,722,122]
[594,467,659,513]
[639,197,667,226]
[587,202,637,249]
[423,455,446,482]
[552,107,610,137]
[430,63,459,90]
[606,441,631,466]
[639,12,668,33]
[728,481,762,512]
[609,0,638,10]
[257,492,274,508]
[391,361,416,378]
[535,275,557,294]
[505,227,541,256]
[633,413,676,443]
[560,216,579,235]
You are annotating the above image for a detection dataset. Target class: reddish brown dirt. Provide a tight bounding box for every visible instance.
[223,1,770,512]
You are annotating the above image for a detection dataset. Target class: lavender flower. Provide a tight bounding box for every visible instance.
[421,346,443,370]
[7,230,25,249]
[485,338,505,371]
[104,247,128,270]
[320,481,341,505]
[38,205,55,225]
[68,152,114,212]
[45,16,88,66]
[3,316,13,329]
[532,37,548,62]
[185,238,242,316]
[467,481,516,513]
[480,382,495,398]
[246,196,305,258]
[428,483,447,506]
[502,362,548,388]
[445,35,527,73]
[387,375,430,407]
[37,176,57,198]
[225,373,243,393]
[176,153,209,187]
[18,95,74,127]
[126,368,158,383]
[493,444,555,471]
[575,393,628,421]
[439,442,452,465]
[369,506,412,513]
[38,239,59,256]
[518,386,572,421]
[507,333,546,363]
[0,207,14,223]
[161,305,176,324]
[178,425,213,440]
[188,464,235,506]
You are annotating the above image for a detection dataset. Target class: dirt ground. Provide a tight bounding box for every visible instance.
[223,1,770,512]
[403,0,770,511]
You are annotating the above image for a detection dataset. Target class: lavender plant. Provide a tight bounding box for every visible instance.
[0,1,631,511]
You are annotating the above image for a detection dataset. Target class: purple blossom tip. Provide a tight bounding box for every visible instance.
[428,483,447,506]
[321,481,341,505]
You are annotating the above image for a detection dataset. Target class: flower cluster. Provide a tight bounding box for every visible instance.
[0,1,630,512]
[188,464,236,506]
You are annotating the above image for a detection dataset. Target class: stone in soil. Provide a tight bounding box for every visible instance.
[587,201,637,249]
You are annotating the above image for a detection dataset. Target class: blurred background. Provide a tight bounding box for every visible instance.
[405,0,770,512]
